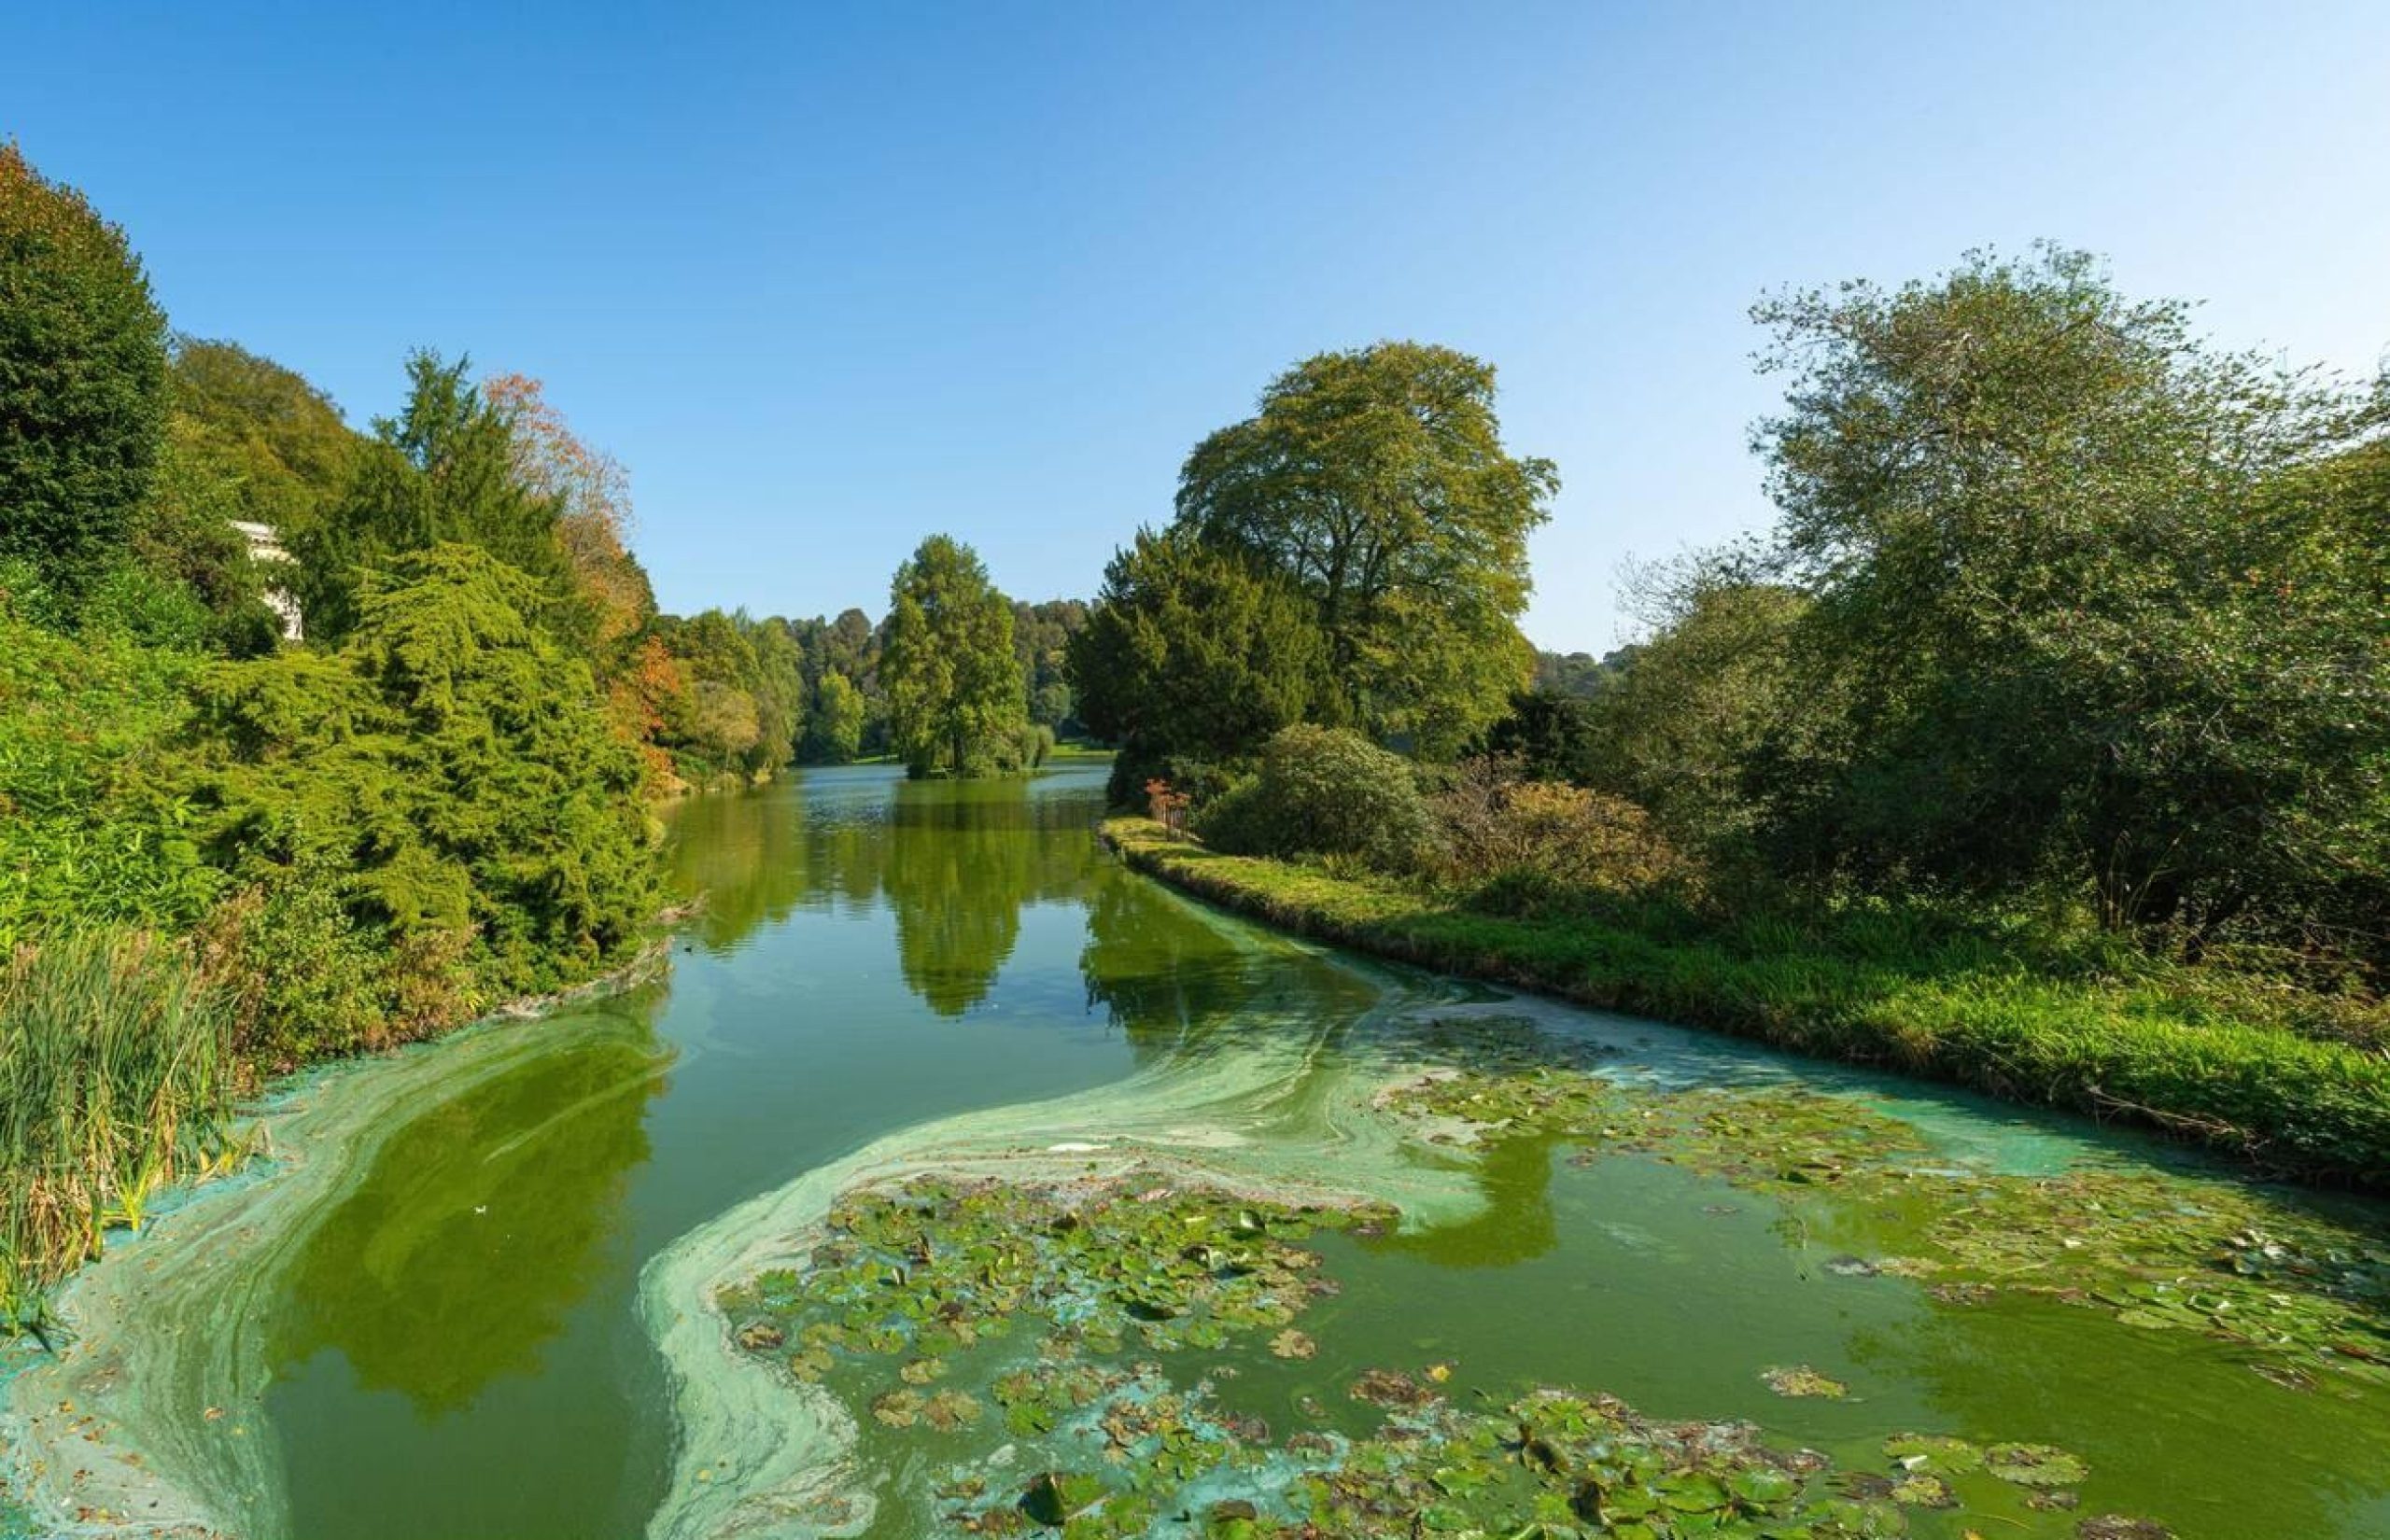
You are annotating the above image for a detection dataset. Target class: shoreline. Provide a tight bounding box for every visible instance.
[0,928,682,1540]
[1099,816,2390,1190]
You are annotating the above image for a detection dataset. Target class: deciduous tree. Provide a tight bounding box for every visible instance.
[880,535,1023,777]
[1175,342,1554,755]
[0,145,169,594]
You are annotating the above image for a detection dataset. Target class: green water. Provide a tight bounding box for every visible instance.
[7,762,2387,1539]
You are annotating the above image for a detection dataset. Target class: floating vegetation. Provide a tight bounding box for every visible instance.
[712,1169,2171,1539]
[1761,1365,1848,1399]
[1383,1054,2390,1389]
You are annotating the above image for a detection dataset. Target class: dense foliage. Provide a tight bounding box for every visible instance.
[1106,248,2386,1174]
[193,545,657,1036]
[1196,725,1438,871]
[1067,527,1329,804]
[1736,246,2388,966]
[1174,343,1554,756]
[0,144,169,597]
[881,535,1028,777]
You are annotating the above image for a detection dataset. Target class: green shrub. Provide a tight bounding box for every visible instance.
[1435,759,1693,900]
[196,859,413,1070]
[1194,725,1438,870]
[190,544,657,1001]
[0,602,221,951]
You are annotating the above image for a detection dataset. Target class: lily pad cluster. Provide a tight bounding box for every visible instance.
[1383,1054,2390,1388]
[715,1175,1393,1390]
[713,1169,2172,1539]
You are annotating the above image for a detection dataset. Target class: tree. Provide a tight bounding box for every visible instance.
[167,337,361,527]
[802,669,866,763]
[0,144,170,594]
[191,543,656,996]
[294,351,573,644]
[484,372,655,664]
[1175,342,1556,755]
[879,535,1024,777]
[1481,688,1598,786]
[1067,526,1329,800]
[1750,245,2388,957]
[1012,597,1088,730]
[1582,577,1808,864]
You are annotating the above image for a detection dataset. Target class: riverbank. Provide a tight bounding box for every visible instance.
[1102,817,2390,1188]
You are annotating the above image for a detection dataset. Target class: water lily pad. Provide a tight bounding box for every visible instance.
[2077,1517,2176,1539]
[1762,1365,1849,1399]
[1890,1473,1956,1506]
[922,1388,981,1432]
[1020,1469,1107,1525]
[1986,1442,2090,1488]
[1883,1434,1984,1475]
[1269,1328,1316,1360]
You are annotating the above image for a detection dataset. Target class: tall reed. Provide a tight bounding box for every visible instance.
[0,928,238,1336]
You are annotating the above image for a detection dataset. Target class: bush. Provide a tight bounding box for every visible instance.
[1193,725,1438,870]
[1435,758,1692,901]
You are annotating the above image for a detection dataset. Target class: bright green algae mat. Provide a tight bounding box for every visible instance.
[5,763,2389,1539]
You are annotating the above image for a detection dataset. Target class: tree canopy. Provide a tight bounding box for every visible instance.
[0,143,169,595]
[880,535,1025,777]
[1068,526,1329,799]
[1174,342,1555,756]
[1740,245,2388,957]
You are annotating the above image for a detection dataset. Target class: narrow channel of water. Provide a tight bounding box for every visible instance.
[6,762,2385,1539]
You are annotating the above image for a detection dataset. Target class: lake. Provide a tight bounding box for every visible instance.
[7,761,2385,1540]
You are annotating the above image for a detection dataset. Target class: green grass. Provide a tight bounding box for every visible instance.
[0,929,242,1335]
[1104,818,2390,1189]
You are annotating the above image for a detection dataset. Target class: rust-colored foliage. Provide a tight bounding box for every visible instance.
[484,372,653,655]
[1145,777,1192,837]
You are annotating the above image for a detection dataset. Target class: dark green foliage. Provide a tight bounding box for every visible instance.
[1012,597,1086,732]
[1175,342,1554,756]
[882,535,1025,777]
[294,351,575,645]
[1532,645,1635,699]
[1479,687,1597,784]
[1749,246,2389,969]
[1196,725,1438,870]
[0,145,169,595]
[1069,527,1329,804]
[192,544,656,1000]
[1582,577,1808,867]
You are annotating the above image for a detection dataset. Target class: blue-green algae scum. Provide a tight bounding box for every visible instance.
[5,763,2386,1540]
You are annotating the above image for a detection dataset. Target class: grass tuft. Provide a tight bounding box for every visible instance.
[0,928,240,1336]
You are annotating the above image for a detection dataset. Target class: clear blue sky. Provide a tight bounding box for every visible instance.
[8,2,2386,651]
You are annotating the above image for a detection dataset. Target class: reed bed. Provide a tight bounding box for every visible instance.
[0,928,239,1336]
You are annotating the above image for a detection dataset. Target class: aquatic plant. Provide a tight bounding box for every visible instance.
[0,927,241,1335]
[1384,1058,2390,1389]
[716,1169,2177,1538]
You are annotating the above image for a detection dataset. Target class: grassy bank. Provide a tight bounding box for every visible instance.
[1103,817,2390,1189]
